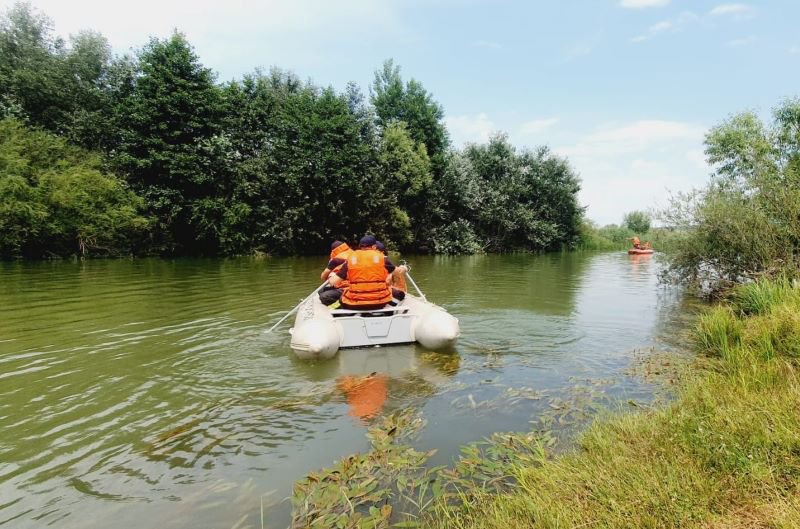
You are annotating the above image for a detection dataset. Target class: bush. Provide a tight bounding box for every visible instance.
[662,99,800,293]
[0,118,149,258]
[428,219,483,254]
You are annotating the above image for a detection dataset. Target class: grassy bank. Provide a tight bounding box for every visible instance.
[429,278,800,528]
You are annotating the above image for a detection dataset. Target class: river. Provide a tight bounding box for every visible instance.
[0,252,691,529]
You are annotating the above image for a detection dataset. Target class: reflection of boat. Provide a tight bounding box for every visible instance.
[628,248,655,255]
[290,294,460,360]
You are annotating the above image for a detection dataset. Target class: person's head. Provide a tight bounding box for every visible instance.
[331,240,345,251]
[375,241,386,254]
[358,235,377,249]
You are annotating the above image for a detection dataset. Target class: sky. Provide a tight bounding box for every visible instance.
[3,0,799,224]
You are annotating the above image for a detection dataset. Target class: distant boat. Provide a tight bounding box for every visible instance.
[289,294,460,360]
[628,248,655,255]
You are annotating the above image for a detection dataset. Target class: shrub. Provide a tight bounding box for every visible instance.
[662,99,800,293]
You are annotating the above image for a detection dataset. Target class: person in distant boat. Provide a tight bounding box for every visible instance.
[326,235,406,309]
[319,240,353,306]
[630,236,642,249]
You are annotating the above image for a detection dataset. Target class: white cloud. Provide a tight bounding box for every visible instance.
[0,0,405,77]
[649,20,673,33]
[725,35,757,47]
[520,118,559,135]
[556,120,706,158]
[685,148,708,169]
[445,113,495,145]
[790,47,800,55]
[472,40,502,49]
[619,0,670,8]
[630,12,698,43]
[709,4,756,18]
[555,120,709,224]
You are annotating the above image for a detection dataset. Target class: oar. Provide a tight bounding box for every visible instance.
[265,282,327,334]
[405,271,427,301]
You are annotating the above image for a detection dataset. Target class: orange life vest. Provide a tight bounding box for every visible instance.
[341,249,392,307]
[330,242,352,261]
[329,243,353,287]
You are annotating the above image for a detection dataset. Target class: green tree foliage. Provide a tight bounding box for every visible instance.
[623,210,651,233]
[374,122,432,246]
[0,5,586,260]
[0,3,114,148]
[663,99,800,293]
[371,59,449,173]
[110,32,225,254]
[0,3,67,127]
[0,118,148,258]
[428,134,582,253]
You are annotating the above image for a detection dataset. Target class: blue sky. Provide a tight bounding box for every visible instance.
[4,0,799,224]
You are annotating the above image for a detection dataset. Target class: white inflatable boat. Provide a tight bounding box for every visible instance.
[289,293,460,360]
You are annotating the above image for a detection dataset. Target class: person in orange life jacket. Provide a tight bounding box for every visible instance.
[375,241,407,292]
[320,240,353,281]
[319,240,353,306]
[326,235,406,309]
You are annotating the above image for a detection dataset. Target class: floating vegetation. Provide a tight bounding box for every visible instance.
[291,408,555,529]
[449,386,546,412]
[418,351,461,376]
[625,347,695,392]
[291,409,432,528]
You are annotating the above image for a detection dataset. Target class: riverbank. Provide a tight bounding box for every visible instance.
[288,278,800,528]
[427,278,800,528]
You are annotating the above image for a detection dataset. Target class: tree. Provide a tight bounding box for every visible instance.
[373,121,432,246]
[0,4,115,146]
[0,118,148,258]
[0,2,69,129]
[663,99,800,293]
[111,32,225,253]
[426,134,582,253]
[623,210,651,233]
[371,59,449,173]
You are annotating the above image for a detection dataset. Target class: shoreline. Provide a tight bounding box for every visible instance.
[290,278,800,528]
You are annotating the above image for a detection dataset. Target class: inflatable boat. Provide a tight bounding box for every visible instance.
[628,248,655,255]
[289,294,460,360]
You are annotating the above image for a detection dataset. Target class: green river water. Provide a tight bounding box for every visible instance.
[0,252,691,528]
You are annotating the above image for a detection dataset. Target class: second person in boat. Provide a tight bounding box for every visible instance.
[323,235,406,309]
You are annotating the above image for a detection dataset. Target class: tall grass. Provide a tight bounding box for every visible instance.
[427,279,800,529]
[729,276,794,316]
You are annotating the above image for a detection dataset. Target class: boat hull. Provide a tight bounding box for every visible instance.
[289,294,459,360]
[628,249,654,255]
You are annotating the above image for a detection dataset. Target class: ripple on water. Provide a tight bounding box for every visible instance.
[0,253,688,529]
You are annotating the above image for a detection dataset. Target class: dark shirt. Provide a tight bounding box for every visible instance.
[334,257,396,280]
[326,257,346,270]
